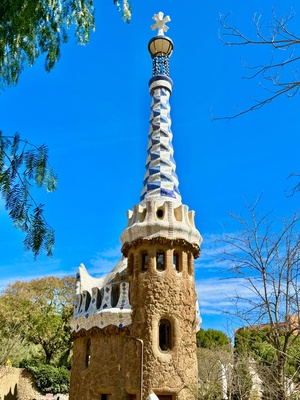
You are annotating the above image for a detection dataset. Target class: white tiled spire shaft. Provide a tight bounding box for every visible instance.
[140,78,181,206]
[140,13,181,207]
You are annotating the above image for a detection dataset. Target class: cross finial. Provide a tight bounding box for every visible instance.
[151,12,171,36]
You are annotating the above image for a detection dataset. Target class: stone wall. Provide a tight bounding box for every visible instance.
[0,367,69,400]
[0,367,41,400]
[70,327,139,400]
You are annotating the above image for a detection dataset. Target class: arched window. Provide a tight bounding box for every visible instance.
[156,250,165,271]
[173,252,179,272]
[85,339,91,368]
[111,283,120,307]
[96,288,102,310]
[83,290,91,311]
[141,251,149,272]
[159,319,172,351]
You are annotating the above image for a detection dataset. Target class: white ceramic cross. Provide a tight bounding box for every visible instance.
[151,12,171,36]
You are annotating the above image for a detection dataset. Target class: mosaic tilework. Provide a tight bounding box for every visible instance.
[140,86,182,206]
[71,309,132,333]
[71,282,132,332]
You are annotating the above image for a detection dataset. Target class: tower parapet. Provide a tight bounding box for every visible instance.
[121,200,201,257]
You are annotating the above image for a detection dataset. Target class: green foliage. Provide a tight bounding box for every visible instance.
[197,328,231,349]
[0,131,57,257]
[0,0,132,88]
[113,0,132,23]
[235,328,284,366]
[235,327,300,381]
[22,361,70,394]
[0,276,75,368]
[232,358,252,400]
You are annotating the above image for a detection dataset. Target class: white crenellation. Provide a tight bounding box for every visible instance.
[121,199,202,246]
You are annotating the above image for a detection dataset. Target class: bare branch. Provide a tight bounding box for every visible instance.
[214,9,300,120]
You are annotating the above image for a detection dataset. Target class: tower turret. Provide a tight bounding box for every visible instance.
[69,12,202,400]
[120,12,202,400]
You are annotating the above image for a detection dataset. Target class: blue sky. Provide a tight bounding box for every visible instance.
[1,0,300,336]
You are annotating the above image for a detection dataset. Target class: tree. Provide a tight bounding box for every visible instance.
[197,329,233,399]
[197,347,233,400]
[0,0,132,256]
[232,356,253,400]
[0,297,28,377]
[217,8,300,120]
[219,201,300,399]
[0,0,131,89]
[0,276,75,367]
[197,328,231,349]
[0,132,57,257]
[234,328,300,399]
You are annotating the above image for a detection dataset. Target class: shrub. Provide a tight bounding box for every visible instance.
[21,361,70,394]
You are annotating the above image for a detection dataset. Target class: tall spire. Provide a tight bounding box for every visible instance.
[140,12,182,207]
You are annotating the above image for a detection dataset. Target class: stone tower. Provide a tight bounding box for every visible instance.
[69,12,202,400]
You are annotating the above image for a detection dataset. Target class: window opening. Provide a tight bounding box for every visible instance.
[84,290,91,311]
[141,251,149,272]
[159,319,172,351]
[173,252,179,272]
[85,339,91,368]
[156,209,164,219]
[111,283,120,308]
[156,251,165,271]
[96,288,102,309]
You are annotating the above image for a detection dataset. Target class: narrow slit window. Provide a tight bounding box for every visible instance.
[141,251,149,272]
[85,339,91,368]
[111,283,120,308]
[96,288,102,309]
[173,252,179,272]
[159,319,172,351]
[84,290,91,311]
[156,250,165,271]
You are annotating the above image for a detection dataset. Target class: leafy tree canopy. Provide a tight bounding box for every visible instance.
[197,328,231,349]
[0,0,131,88]
[235,327,300,381]
[0,276,75,367]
